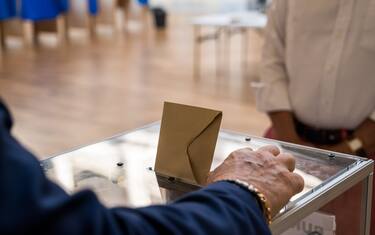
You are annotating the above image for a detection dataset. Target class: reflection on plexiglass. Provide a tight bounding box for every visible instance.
[43,124,359,213]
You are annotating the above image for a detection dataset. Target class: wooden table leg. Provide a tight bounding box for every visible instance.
[123,1,130,27]
[114,0,131,32]
[223,28,231,76]
[241,28,249,75]
[193,25,201,80]
[112,0,119,31]
[215,28,222,77]
[57,14,69,44]
[141,5,150,29]
[0,21,5,50]
[87,14,97,40]
[23,21,37,47]
[122,0,132,26]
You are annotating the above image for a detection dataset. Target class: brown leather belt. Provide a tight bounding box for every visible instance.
[294,119,354,145]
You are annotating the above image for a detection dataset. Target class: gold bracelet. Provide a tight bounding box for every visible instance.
[224,179,272,225]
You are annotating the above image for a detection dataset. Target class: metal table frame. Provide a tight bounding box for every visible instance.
[192,11,267,78]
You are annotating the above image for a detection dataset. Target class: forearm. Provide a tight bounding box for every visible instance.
[269,111,300,143]
[111,182,271,235]
[0,102,270,235]
[0,101,13,131]
[9,179,271,235]
[354,119,375,155]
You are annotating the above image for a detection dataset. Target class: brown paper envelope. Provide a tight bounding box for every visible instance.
[155,102,222,185]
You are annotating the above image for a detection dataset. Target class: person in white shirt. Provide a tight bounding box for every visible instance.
[257,0,375,156]
[256,0,375,234]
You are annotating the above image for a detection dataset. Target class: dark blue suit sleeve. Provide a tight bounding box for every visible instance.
[0,101,271,235]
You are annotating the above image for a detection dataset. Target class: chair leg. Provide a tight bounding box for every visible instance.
[23,21,37,47]
[123,1,131,28]
[0,22,5,50]
[56,14,69,44]
[215,28,222,77]
[112,0,119,30]
[193,25,201,79]
[113,0,131,31]
[87,14,97,40]
[141,5,149,30]
[241,29,249,74]
[223,28,231,76]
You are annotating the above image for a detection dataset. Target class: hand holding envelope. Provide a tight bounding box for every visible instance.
[155,102,222,185]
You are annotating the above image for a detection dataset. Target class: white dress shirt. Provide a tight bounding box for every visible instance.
[256,0,375,129]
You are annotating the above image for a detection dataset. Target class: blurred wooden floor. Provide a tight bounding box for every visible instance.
[0,14,269,159]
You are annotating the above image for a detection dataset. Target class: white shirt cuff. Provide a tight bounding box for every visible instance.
[254,79,292,113]
[370,111,375,122]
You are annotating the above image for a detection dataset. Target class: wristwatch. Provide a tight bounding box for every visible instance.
[347,137,367,157]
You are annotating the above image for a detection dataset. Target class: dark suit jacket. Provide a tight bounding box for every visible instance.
[0,101,271,235]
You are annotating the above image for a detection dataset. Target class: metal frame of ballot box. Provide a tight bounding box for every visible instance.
[41,123,374,235]
[268,144,373,235]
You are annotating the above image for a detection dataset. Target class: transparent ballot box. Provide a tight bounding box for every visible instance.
[42,123,373,235]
